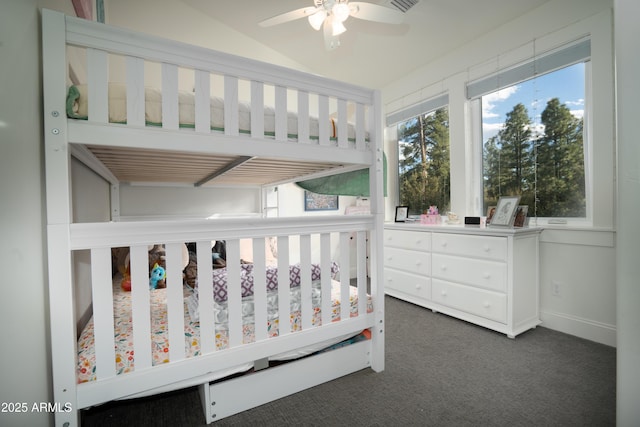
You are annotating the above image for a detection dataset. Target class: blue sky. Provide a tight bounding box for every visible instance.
[482,63,585,142]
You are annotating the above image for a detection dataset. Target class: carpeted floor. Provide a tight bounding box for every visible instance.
[82,295,616,426]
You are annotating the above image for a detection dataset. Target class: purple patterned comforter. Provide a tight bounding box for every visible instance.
[212,262,340,303]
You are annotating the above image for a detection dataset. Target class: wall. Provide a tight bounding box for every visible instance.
[614,0,640,423]
[0,1,76,425]
[381,0,616,346]
[118,185,260,219]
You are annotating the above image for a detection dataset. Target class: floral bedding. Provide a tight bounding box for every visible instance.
[76,268,371,383]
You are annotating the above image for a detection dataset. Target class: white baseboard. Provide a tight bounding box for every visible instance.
[540,309,616,347]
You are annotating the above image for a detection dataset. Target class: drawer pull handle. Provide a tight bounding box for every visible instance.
[415,239,422,245]
[416,284,422,290]
[415,261,422,266]
[483,245,491,252]
[483,302,491,308]
[440,265,447,271]
[440,290,447,297]
[387,256,393,262]
[483,272,491,279]
[441,241,448,248]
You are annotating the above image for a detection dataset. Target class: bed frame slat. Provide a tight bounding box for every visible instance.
[318,95,330,146]
[277,236,291,336]
[166,243,186,362]
[196,240,216,354]
[299,234,313,330]
[194,70,211,133]
[161,63,179,130]
[226,239,243,347]
[91,247,116,379]
[339,232,351,320]
[252,238,268,342]
[224,75,239,136]
[356,103,366,150]
[320,233,332,327]
[130,244,152,370]
[125,56,145,127]
[298,91,310,143]
[250,81,265,139]
[274,85,287,141]
[87,48,108,123]
[357,230,368,317]
[337,99,348,149]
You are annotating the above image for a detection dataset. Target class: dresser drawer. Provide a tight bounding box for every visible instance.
[432,279,507,323]
[431,232,507,261]
[384,247,431,275]
[384,268,431,300]
[431,253,506,292]
[384,229,431,252]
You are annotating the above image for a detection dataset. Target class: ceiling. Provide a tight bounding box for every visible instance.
[181,0,552,89]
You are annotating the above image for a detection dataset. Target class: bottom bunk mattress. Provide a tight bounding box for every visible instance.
[77,271,372,383]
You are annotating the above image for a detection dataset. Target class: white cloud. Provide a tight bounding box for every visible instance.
[482,86,519,118]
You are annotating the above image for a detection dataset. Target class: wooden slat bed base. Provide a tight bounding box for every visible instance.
[83,145,343,186]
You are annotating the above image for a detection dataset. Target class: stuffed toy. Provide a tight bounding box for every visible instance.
[149,263,166,289]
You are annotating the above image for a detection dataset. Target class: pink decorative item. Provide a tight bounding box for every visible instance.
[420,206,441,224]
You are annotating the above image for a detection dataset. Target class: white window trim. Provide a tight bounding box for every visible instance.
[468,41,593,226]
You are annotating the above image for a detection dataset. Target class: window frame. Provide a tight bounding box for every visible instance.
[390,95,451,217]
[467,39,593,226]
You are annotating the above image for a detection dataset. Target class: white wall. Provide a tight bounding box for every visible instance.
[118,185,261,219]
[614,0,640,423]
[381,0,617,346]
[0,1,76,425]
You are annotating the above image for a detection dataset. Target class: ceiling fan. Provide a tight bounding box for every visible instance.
[259,0,404,50]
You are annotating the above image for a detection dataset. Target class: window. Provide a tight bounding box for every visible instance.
[396,105,450,216]
[468,39,590,221]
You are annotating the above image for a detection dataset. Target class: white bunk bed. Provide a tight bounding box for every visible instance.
[42,9,384,426]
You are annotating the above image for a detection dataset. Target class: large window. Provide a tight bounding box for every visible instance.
[396,106,450,216]
[469,39,590,220]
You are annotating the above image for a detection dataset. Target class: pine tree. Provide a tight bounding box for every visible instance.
[483,103,534,207]
[398,108,450,214]
[536,98,585,216]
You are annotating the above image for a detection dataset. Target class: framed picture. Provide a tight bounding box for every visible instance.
[488,196,521,227]
[304,191,338,211]
[395,206,409,222]
[514,205,529,227]
[486,206,497,225]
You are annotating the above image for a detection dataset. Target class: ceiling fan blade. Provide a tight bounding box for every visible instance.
[348,2,404,24]
[322,19,341,51]
[259,7,319,27]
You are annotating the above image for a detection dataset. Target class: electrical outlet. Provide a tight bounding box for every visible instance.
[552,280,562,296]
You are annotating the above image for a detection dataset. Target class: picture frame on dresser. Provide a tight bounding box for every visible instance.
[395,206,409,222]
[486,206,497,224]
[489,196,520,227]
[513,205,529,227]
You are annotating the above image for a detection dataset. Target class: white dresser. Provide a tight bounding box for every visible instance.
[384,223,541,338]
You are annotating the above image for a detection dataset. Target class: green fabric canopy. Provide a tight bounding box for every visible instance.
[296,154,387,197]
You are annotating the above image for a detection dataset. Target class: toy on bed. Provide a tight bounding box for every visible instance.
[113,244,188,291]
[149,263,166,289]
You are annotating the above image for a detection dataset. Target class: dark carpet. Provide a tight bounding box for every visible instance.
[82,295,616,426]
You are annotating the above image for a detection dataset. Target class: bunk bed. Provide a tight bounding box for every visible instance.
[42,9,384,426]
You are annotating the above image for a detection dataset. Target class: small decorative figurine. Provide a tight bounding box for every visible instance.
[421,205,441,224]
[149,263,166,289]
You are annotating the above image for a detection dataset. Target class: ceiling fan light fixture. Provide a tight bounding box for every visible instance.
[308,10,326,30]
[332,3,351,22]
[331,18,347,36]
